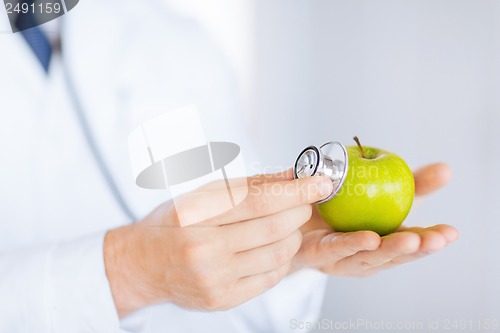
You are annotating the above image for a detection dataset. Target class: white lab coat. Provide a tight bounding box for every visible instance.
[0,0,327,332]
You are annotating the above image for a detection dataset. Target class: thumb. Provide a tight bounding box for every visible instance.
[414,163,452,196]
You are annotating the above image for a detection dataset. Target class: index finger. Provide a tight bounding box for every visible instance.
[194,168,294,192]
[176,176,333,227]
[247,168,294,186]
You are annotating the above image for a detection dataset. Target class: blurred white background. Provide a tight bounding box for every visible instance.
[168,0,500,331]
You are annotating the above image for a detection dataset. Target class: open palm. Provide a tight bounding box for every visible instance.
[292,163,459,277]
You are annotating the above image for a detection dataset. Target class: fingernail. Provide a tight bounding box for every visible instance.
[318,178,334,198]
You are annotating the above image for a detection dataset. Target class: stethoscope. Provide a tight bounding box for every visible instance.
[63,48,350,217]
[56,18,350,221]
[58,19,138,222]
[293,141,350,203]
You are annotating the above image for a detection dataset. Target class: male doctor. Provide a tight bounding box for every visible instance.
[0,0,458,332]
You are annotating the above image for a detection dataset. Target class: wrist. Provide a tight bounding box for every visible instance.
[104,225,161,318]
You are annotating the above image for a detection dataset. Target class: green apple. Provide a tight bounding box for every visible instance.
[317,137,415,236]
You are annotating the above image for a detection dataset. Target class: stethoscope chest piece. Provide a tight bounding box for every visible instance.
[294,141,349,204]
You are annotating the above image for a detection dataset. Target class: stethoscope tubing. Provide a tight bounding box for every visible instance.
[59,18,137,223]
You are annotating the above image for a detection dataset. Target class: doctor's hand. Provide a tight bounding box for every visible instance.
[104,173,333,318]
[292,163,459,277]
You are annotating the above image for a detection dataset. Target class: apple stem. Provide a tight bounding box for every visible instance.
[353,136,366,158]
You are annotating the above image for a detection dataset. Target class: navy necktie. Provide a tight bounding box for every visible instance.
[14,2,53,73]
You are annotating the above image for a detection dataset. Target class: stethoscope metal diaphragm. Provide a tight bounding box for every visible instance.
[293,141,349,204]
